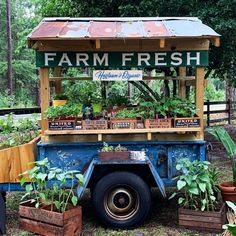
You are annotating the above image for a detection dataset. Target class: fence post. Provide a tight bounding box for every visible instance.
[228,98,231,125]
[206,100,210,127]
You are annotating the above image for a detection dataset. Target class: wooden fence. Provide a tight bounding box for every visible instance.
[204,99,236,126]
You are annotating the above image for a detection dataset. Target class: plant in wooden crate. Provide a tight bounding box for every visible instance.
[0,114,39,183]
[111,108,138,129]
[222,201,236,236]
[19,158,84,236]
[52,93,68,107]
[169,158,225,232]
[207,127,236,202]
[99,142,130,161]
[45,104,81,130]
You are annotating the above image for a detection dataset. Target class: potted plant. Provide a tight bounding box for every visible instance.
[52,93,68,107]
[45,104,81,130]
[98,142,130,161]
[111,108,138,129]
[19,158,84,236]
[0,114,40,183]
[207,127,236,201]
[170,158,226,232]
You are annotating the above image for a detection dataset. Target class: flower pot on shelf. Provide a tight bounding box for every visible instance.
[178,203,226,232]
[144,118,172,129]
[110,118,137,129]
[219,181,236,201]
[52,100,67,107]
[48,117,77,130]
[99,151,130,161]
[173,116,201,128]
[19,201,82,236]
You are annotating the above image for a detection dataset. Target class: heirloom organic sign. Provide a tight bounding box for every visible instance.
[93,70,142,81]
[36,51,208,68]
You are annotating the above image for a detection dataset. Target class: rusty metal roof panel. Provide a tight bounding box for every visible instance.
[164,20,220,37]
[28,17,219,40]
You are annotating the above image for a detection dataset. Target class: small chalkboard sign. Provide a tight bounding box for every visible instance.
[174,117,200,127]
[48,120,76,130]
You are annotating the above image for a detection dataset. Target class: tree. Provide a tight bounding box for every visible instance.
[6,0,13,95]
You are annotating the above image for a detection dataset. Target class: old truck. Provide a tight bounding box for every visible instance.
[0,17,220,232]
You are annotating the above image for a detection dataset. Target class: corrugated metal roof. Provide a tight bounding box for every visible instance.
[28,17,220,40]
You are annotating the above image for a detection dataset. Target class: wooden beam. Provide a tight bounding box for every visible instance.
[40,68,50,135]
[96,39,101,49]
[178,67,186,98]
[210,37,220,47]
[98,134,102,142]
[195,67,205,139]
[160,39,165,48]
[54,67,62,94]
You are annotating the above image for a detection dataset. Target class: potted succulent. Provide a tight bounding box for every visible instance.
[170,158,226,232]
[52,93,68,107]
[19,158,84,236]
[98,142,130,161]
[45,104,81,130]
[207,127,236,201]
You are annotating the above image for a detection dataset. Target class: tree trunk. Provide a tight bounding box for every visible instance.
[6,0,13,96]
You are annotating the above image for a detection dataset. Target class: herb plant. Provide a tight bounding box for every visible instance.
[115,108,137,118]
[170,158,218,211]
[100,142,128,152]
[20,158,84,213]
[45,104,81,119]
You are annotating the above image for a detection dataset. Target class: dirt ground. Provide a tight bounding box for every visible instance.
[4,125,236,236]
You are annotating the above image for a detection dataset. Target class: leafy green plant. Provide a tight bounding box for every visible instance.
[114,144,128,152]
[115,108,137,118]
[223,201,236,236]
[53,93,68,100]
[100,142,114,152]
[169,158,218,211]
[45,104,81,119]
[207,127,236,186]
[20,158,84,213]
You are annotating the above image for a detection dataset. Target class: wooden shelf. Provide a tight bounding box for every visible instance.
[44,127,201,141]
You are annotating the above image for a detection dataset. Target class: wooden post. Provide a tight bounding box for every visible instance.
[0,191,6,234]
[54,67,62,94]
[40,68,50,134]
[195,67,205,139]
[206,100,210,127]
[228,98,231,125]
[178,67,186,98]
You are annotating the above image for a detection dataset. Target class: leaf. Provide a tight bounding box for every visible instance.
[199,183,206,192]
[37,173,47,181]
[56,173,65,181]
[25,184,33,193]
[75,174,84,186]
[168,192,176,200]
[177,180,186,190]
[71,196,78,206]
[20,176,27,186]
[54,201,61,210]
[39,193,46,200]
[226,201,236,215]
[210,195,216,201]
[48,171,55,180]
[199,174,209,182]
[189,187,199,195]
[35,202,40,208]
[183,176,192,186]
[178,197,185,205]
[21,192,30,200]
[53,184,59,193]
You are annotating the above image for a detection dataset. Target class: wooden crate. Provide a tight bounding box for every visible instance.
[82,120,108,130]
[110,118,137,129]
[178,203,226,232]
[48,118,76,130]
[0,136,40,183]
[144,119,172,128]
[174,117,200,128]
[19,201,82,236]
[99,151,130,161]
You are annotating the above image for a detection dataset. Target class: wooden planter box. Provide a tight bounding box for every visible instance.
[82,120,108,130]
[0,136,39,183]
[19,201,82,236]
[110,118,137,129]
[174,117,200,128]
[99,151,130,161]
[145,118,172,128]
[178,203,226,232]
[48,118,76,130]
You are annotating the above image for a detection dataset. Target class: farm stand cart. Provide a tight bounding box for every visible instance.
[0,17,220,232]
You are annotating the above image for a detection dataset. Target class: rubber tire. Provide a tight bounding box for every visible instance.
[92,171,151,229]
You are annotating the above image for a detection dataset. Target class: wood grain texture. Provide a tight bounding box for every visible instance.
[54,67,62,94]
[178,67,186,98]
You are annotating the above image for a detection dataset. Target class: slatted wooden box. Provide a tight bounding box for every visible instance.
[110,118,137,129]
[178,203,226,232]
[144,118,172,128]
[174,117,201,128]
[82,120,108,130]
[0,136,39,183]
[19,201,82,236]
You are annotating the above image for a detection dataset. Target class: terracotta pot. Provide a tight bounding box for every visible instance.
[219,181,236,201]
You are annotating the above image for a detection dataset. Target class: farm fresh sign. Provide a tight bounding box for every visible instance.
[36,51,208,68]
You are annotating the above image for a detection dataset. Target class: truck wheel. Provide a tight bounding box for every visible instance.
[92,171,151,229]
